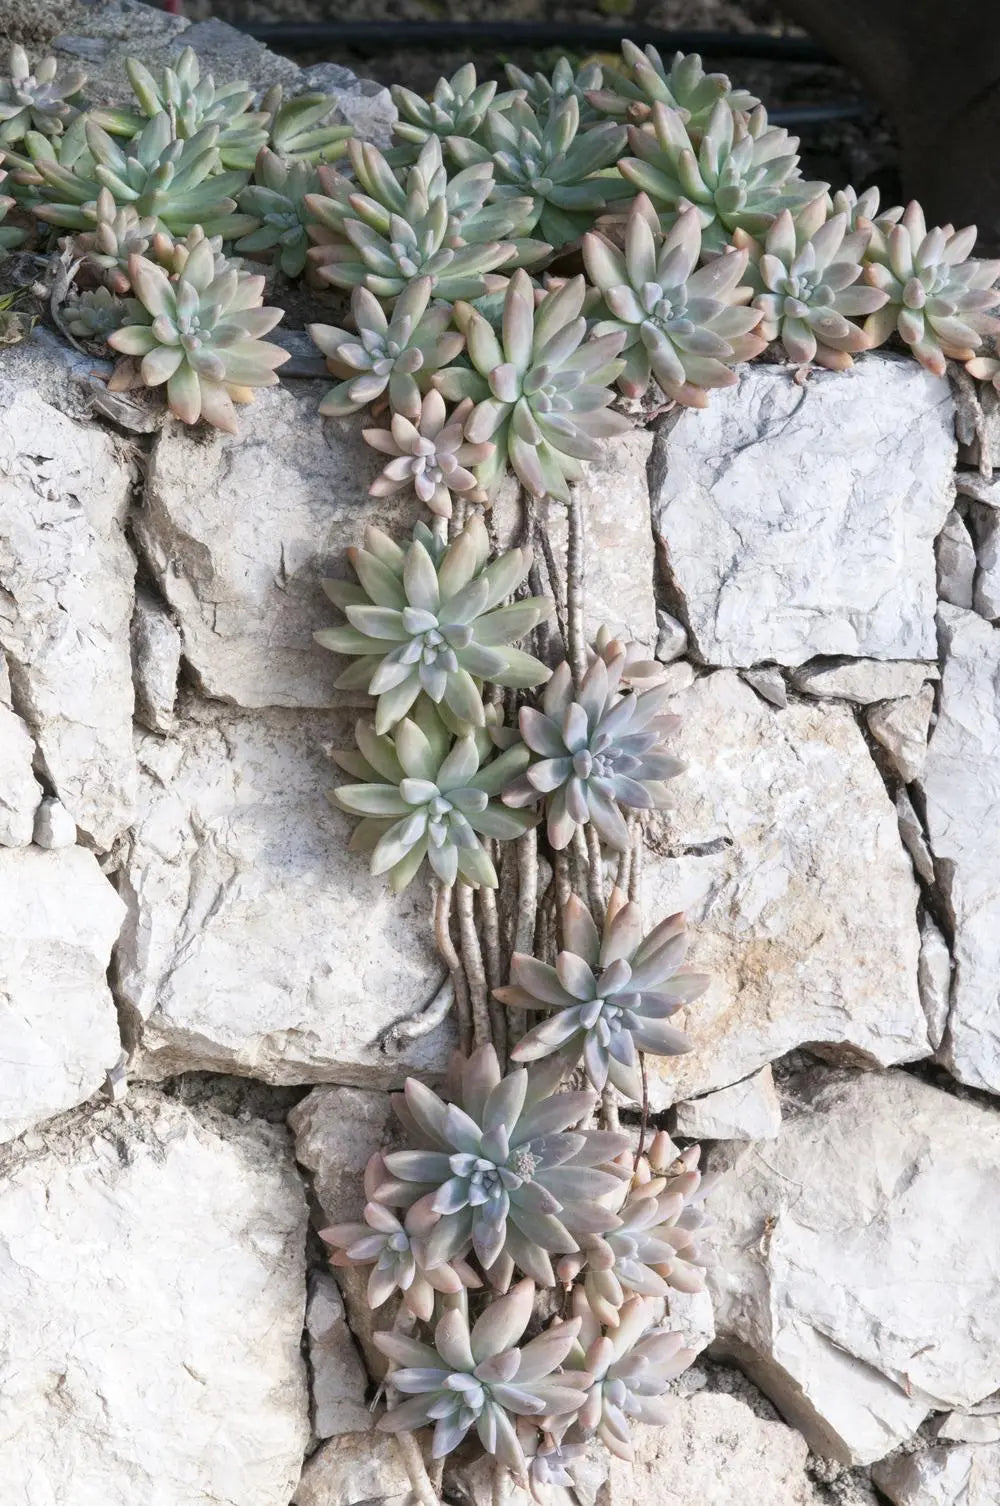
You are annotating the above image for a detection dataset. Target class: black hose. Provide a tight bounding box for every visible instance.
[235,21,832,63]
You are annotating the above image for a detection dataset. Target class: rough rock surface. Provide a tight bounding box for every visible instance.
[117,703,449,1085]
[134,389,381,710]
[923,607,1000,1093]
[788,659,935,704]
[640,672,927,1107]
[918,915,952,1050]
[936,508,977,609]
[0,847,125,1145]
[708,1069,1000,1465]
[305,1270,372,1439]
[872,1443,1000,1506]
[608,1391,823,1505]
[971,503,1000,621]
[0,700,41,846]
[673,1066,781,1141]
[866,685,936,785]
[0,1090,309,1505]
[292,1433,411,1506]
[0,336,137,848]
[130,588,181,734]
[32,795,77,849]
[651,358,954,667]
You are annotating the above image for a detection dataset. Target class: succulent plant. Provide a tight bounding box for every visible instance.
[0,46,86,146]
[64,285,150,340]
[583,194,765,403]
[830,183,903,235]
[391,63,498,162]
[861,201,1000,376]
[308,276,464,421]
[966,348,1000,392]
[495,890,706,1099]
[97,48,271,171]
[0,110,93,207]
[72,187,156,293]
[435,270,630,500]
[448,95,633,249]
[107,243,288,432]
[374,1046,631,1284]
[590,626,667,693]
[331,703,536,889]
[0,171,26,250]
[235,147,319,277]
[503,57,605,128]
[503,651,684,851]
[322,1152,481,1320]
[558,1139,715,1324]
[364,391,493,518]
[519,1429,588,1501]
[307,134,524,300]
[735,207,890,370]
[30,112,254,238]
[262,86,353,165]
[570,1290,696,1459]
[375,1278,591,1470]
[619,100,827,252]
[316,511,552,733]
[587,43,757,131]
[147,222,232,279]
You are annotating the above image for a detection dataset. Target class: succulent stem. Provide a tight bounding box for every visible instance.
[393,1431,441,1506]
[378,974,455,1050]
[565,486,588,689]
[434,881,473,1053]
[456,880,492,1047]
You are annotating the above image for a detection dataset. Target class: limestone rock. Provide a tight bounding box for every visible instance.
[742,665,788,707]
[673,1066,781,1141]
[788,658,935,704]
[650,357,954,668]
[918,915,952,1050]
[608,1391,823,1505]
[0,847,125,1144]
[895,788,936,886]
[0,335,137,849]
[292,1432,410,1506]
[872,1444,1000,1506]
[299,61,396,147]
[658,660,695,697]
[708,1069,1000,1464]
[866,685,936,784]
[0,1089,310,1505]
[923,607,1000,1092]
[936,1412,1000,1445]
[0,702,41,846]
[640,672,928,1108]
[130,588,180,734]
[970,503,1000,621]
[936,508,976,609]
[117,703,449,1085]
[667,1287,716,1359]
[31,796,77,849]
[305,1269,372,1439]
[655,610,688,663]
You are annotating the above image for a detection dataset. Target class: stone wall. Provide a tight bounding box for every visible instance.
[2,9,1000,1506]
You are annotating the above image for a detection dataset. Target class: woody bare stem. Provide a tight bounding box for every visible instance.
[565,485,588,689]
[456,881,492,1047]
[434,882,472,1053]
[394,1432,440,1506]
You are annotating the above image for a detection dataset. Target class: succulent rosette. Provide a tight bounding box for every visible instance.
[264,89,352,165]
[391,63,499,163]
[619,99,827,252]
[364,392,492,517]
[568,1290,696,1459]
[862,200,1000,375]
[321,1152,481,1320]
[235,147,320,277]
[495,889,706,1099]
[330,702,536,890]
[587,41,757,129]
[503,651,684,851]
[0,45,86,145]
[736,207,889,370]
[375,1046,631,1286]
[65,286,150,340]
[309,276,464,421]
[448,95,633,248]
[436,269,630,500]
[73,187,157,293]
[558,1139,715,1324]
[107,244,288,433]
[584,194,765,404]
[504,57,605,128]
[375,1279,591,1471]
[316,513,552,733]
[306,134,524,300]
